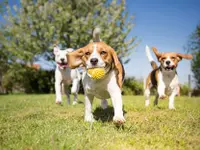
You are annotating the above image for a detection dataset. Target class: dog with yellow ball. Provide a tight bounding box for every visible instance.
[67,28,125,124]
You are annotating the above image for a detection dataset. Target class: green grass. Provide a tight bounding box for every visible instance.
[0,94,200,150]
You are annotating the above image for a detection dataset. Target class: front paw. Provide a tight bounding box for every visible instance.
[72,101,77,105]
[159,94,167,99]
[56,101,62,105]
[84,114,95,122]
[113,116,126,125]
[169,106,176,110]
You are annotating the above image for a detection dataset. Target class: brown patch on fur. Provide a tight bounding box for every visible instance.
[67,42,124,89]
[151,47,193,69]
[146,68,159,88]
[150,61,158,70]
[145,47,193,96]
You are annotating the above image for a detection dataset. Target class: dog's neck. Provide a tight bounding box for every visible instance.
[159,66,177,87]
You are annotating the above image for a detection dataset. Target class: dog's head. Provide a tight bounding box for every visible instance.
[67,42,124,88]
[53,46,73,69]
[152,47,193,71]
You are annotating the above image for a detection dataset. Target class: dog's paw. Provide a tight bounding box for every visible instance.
[159,94,167,99]
[84,114,95,122]
[145,100,150,107]
[55,101,62,105]
[169,106,176,110]
[72,101,77,105]
[113,116,126,125]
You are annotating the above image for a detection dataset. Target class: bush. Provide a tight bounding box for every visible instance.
[122,77,143,95]
[2,64,55,94]
[180,83,190,96]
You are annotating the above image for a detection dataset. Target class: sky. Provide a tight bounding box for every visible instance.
[124,0,200,85]
[1,0,200,85]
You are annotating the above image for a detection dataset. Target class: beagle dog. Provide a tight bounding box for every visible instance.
[144,45,193,109]
[54,46,81,105]
[67,28,125,124]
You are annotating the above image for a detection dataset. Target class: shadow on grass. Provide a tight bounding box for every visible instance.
[93,106,127,123]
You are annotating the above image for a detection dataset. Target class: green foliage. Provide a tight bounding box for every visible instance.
[1,0,137,64]
[180,83,189,96]
[2,65,54,93]
[0,0,7,14]
[187,24,200,88]
[0,95,200,149]
[0,0,138,94]
[122,77,143,95]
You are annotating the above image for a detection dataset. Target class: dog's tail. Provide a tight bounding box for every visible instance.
[146,45,158,69]
[93,27,101,42]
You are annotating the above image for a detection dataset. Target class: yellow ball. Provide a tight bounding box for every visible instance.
[87,68,105,79]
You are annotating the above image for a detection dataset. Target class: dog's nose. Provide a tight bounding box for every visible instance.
[60,58,65,62]
[90,58,98,66]
[166,61,171,65]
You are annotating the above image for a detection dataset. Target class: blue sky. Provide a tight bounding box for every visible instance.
[1,0,200,84]
[125,0,200,84]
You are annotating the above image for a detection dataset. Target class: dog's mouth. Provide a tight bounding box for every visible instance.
[57,62,68,69]
[164,65,175,71]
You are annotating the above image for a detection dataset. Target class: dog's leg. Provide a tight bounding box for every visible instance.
[72,93,78,105]
[84,94,94,122]
[157,81,166,99]
[169,90,177,109]
[157,83,166,99]
[71,79,80,105]
[157,72,166,99]
[108,83,125,124]
[55,81,62,104]
[65,88,70,104]
[144,87,151,107]
[154,93,159,106]
[101,99,108,109]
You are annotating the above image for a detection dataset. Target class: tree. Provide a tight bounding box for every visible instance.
[187,24,200,88]
[1,0,137,66]
[0,0,138,93]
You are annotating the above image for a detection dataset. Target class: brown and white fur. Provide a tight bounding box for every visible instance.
[144,45,193,109]
[66,28,125,124]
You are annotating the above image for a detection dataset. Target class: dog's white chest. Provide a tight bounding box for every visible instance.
[56,67,75,84]
[158,71,179,95]
[82,72,111,99]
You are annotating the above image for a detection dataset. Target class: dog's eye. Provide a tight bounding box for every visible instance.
[162,58,166,61]
[100,51,107,55]
[171,57,175,60]
[85,52,90,56]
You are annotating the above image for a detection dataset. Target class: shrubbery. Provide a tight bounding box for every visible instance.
[2,68,200,96]
[2,64,54,94]
[122,77,144,95]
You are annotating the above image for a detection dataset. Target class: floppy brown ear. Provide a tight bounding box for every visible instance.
[67,48,84,69]
[176,53,193,60]
[110,47,124,89]
[152,47,162,61]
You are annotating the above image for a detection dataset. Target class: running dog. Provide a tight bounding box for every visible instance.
[144,45,192,109]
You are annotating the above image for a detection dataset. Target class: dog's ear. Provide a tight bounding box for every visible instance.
[109,47,123,89]
[67,48,85,69]
[152,47,162,62]
[176,53,193,61]
[53,46,60,55]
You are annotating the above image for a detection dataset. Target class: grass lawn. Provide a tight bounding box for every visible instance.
[0,94,200,150]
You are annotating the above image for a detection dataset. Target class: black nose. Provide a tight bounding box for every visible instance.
[90,58,98,66]
[60,58,65,62]
[166,61,171,65]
